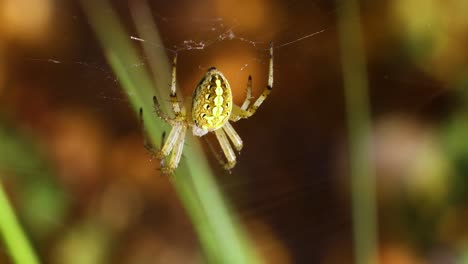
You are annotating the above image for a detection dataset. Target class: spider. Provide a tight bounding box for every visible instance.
[140,42,273,174]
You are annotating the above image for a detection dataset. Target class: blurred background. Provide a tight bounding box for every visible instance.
[1,0,468,263]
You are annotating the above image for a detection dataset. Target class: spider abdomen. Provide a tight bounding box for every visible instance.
[192,69,232,131]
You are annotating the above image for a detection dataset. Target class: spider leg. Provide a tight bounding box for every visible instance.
[214,129,236,170]
[153,96,179,125]
[230,42,273,121]
[222,122,243,152]
[157,131,167,168]
[169,53,185,117]
[240,75,253,110]
[139,108,158,154]
[158,124,183,159]
[141,107,185,174]
[203,136,226,170]
[162,125,187,174]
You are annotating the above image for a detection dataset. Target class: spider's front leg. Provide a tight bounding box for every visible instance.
[140,95,187,174]
[223,122,243,151]
[169,53,185,117]
[161,124,187,174]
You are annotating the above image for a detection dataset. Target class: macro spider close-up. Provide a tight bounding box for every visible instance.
[5,0,468,263]
[141,43,274,174]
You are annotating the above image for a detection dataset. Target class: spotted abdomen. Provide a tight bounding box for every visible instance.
[192,68,233,131]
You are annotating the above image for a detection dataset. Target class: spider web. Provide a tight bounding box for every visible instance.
[10,1,456,262]
[24,1,329,94]
[21,0,445,112]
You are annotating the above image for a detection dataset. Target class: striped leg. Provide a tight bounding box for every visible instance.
[157,124,183,159]
[153,96,178,125]
[162,125,187,174]
[240,75,253,110]
[230,42,273,121]
[214,129,236,170]
[170,54,184,117]
[222,122,243,152]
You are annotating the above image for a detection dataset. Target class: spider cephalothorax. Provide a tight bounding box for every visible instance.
[141,43,273,174]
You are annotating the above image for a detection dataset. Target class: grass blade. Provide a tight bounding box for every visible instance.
[336,1,378,263]
[80,1,259,263]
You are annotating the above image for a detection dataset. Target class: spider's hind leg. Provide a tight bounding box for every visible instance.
[214,129,237,170]
[240,75,253,111]
[230,42,273,121]
[223,122,243,152]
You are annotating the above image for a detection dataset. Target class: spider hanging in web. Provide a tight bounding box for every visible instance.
[140,42,273,174]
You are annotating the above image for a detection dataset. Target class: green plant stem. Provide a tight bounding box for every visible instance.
[0,179,40,264]
[336,1,378,264]
[80,1,259,263]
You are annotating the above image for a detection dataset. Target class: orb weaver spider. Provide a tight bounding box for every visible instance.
[140,43,273,174]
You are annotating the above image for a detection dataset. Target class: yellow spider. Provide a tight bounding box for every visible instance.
[141,43,273,174]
